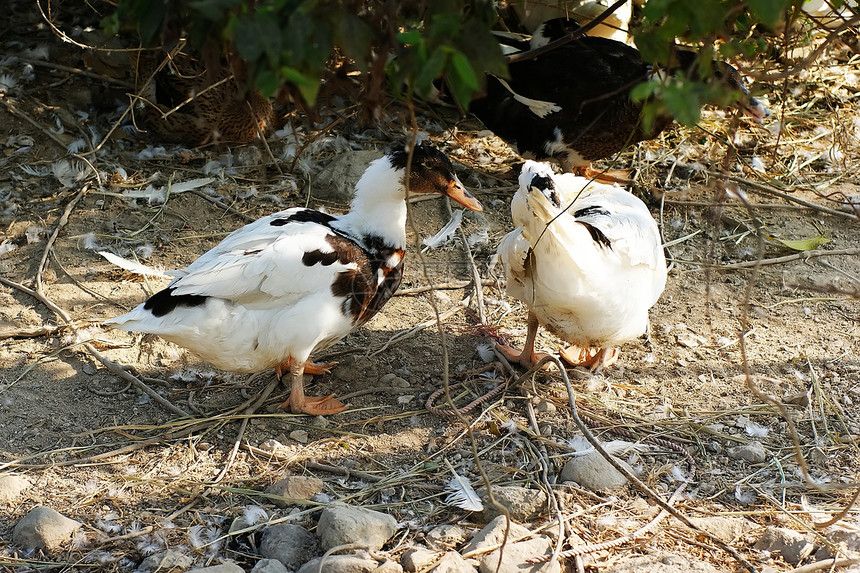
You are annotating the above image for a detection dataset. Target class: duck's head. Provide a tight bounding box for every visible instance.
[519,160,562,213]
[674,50,771,124]
[390,143,483,212]
[530,17,582,49]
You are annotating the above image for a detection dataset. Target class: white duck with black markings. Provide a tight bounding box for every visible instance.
[107,143,483,415]
[496,160,666,371]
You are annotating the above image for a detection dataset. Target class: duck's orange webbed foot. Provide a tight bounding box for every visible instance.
[573,165,633,185]
[495,343,552,370]
[560,345,619,372]
[279,394,346,416]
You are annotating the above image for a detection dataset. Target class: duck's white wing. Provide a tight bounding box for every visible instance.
[568,188,664,271]
[168,208,357,304]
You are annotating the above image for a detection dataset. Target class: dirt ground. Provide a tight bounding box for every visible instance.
[1,3,859,573]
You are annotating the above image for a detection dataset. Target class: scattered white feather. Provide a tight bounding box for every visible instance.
[137,146,167,160]
[79,232,100,250]
[501,419,519,434]
[19,164,47,177]
[67,138,87,154]
[443,460,483,512]
[669,465,689,483]
[238,186,258,200]
[734,485,757,505]
[724,185,747,201]
[123,184,166,205]
[745,422,769,438]
[242,505,268,525]
[750,157,765,172]
[422,209,463,249]
[52,159,88,188]
[23,45,50,60]
[134,244,155,259]
[476,343,495,363]
[467,228,490,247]
[0,240,16,256]
[25,225,44,244]
[99,251,167,277]
[169,177,217,195]
[0,74,17,93]
[188,524,220,552]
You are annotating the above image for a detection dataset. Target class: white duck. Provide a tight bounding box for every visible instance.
[107,143,483,415]
[496,160,666,370]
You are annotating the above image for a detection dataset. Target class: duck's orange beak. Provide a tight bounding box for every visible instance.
[446,177,483,212]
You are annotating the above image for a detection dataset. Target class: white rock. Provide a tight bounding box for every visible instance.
[560,451,631,491]
[265,475,324,506]
[251,559,289,573]
[480,536,560,573]
[296,554,391,573]
[431,551,477,573]
[681,516,758,542]
[188,563,244,573]
[727,441,767,464]
[754,527,815,564]
[138,549,194,573]
[318,503,398,551]
[402,546,440,572]
[480,485,547,522]
[605,552,721,572]
[427,524,467,549]
[13,506,82,551]
[0,475,31,504]
[462,516,531,555]
[260,524,319,569]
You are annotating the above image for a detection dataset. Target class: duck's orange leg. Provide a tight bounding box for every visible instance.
[274,357,336,379]
[276,359,345,416]
[496,311,552,370]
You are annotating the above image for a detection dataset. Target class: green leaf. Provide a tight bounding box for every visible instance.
[336,13,373,69]
[768,235,830,251]
[235,16,264,62]
[397,30,423,46]
[662,82,702,126]
[748,0,787,28]
[448,50,479,107]
[281,66,320,104]
[255,68,281,98]
[415,48,447,96]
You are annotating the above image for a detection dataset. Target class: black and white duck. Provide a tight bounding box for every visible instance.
[496,160,666,370]
[107,143,483,415]
[471,20,770,177]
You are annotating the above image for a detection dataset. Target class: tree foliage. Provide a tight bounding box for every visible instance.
[104,0,840,123]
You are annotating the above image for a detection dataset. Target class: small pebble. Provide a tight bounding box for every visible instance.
[289,430,309,444]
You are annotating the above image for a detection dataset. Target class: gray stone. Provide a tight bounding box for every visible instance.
[481,486,547,522]
[728,441,767,464]
[604,552,722,572]
[266,476,324,506]
[402,546,439,572]
[754,527,815,564]
[188,564,244,573]
[0,475,30,504]
[426,524,467,549]
[315,151,385,203]
[462,516,532,555]
[376,560,404,573]
[296,554,380,573]
[560,451,632,491]
[318,503,398,551]
[13,506,82,551]
[290,430,309,444]
[480,536,560,573]
[138,549,195,572]
[431,551,476,573]
[251,559,289,573]
[682,516,758,542]
[260,524,319,570]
